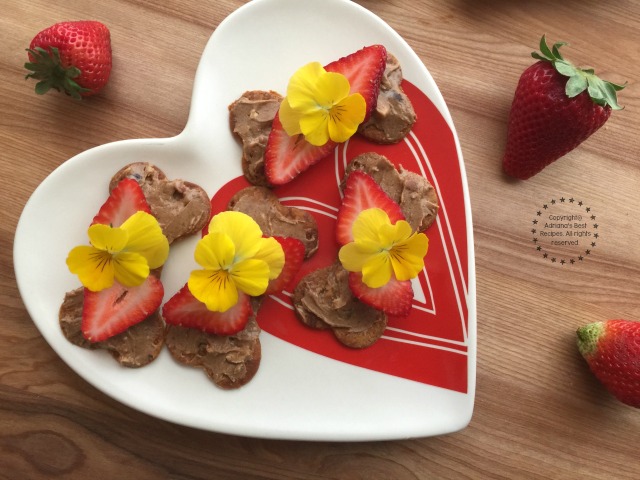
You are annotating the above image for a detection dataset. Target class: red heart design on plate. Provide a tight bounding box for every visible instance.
[211,82,470,393]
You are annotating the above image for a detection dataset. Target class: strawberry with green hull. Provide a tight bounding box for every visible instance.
[503,35,624,180]
[577,319,640,408]
[264,45,387,185]
[25,21,112,99]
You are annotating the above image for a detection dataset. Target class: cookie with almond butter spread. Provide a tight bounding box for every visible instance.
[165,299,263,389]
[229,90,283,187]
[110,162,211,244]
[164,187,317,388]
[59,163,211,367]
[358,53,416,144]
[293,263,387,349]
[227,186,319,258]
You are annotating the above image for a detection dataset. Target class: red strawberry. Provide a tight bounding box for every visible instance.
[25,21,112,99]
[577,319,640,408]
[162,284,252,336]
[264,45,387,186]
[82,275,164,342]
[336,171,405,245]
[92,178,151,227]
[266,236,306,294]
[503,35,625,179]
[325,44,388,120]
[348,272,413,317]
[264,114,337,186]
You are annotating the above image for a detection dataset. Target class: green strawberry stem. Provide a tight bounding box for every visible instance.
[576,321,605,357]
[532,35,626,110]
[24,46,91,100]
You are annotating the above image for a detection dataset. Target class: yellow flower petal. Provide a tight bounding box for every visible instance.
[66,245,116,291]
[314,71,351,108]
[113,251,150,286]
[188,269,238,312]
[338,207,429,287]
[390,233,429,281]
[362,251,393,288]
[87,223,128,253]
[230,258,270,296]
[120,211,169,269]
[253,237,285,279]
[378,219,413,247]
[279,98,303,137]
[327,93,366,143]
[194,232,235,270]
[208,211,262,261]
[352,208,390,244]
[287,62,326,112]
[299,109,330,146]
[338,242,374,272]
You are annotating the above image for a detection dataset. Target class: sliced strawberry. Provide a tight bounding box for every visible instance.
[325,44,387,120]
[91,178,151,227]
[336,171,405,245]
[81,275,164,342]
[266,236,306,294]
[348,272,413,317]
[162,284,251,336]
[264,114,336,186]
[264,45,387,186]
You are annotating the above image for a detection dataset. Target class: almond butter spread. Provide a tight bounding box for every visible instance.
[358,53,417,144]
[293,263,387,349]
[165,300,262,389]
[110,162,211,244]
[229,90,283,186]
[228,186,319,258]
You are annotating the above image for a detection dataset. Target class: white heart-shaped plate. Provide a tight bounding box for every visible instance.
[14,0,476,440]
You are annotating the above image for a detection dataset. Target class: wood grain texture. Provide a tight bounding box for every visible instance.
[2,0,639,478]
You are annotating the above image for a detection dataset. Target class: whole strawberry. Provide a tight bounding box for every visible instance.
[25,21,112,99]
[503,35,625,179]
[577,319,640,408]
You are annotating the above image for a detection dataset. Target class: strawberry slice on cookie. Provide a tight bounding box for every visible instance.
[336,171,429,318]
[66,177,170,342]
[266,236,306,294]
[163,285,253,336]
[91,178,151,227]
[325,44,388,121]
[264,45,387,185]
[336,170,405,245]
[82,275,164,342]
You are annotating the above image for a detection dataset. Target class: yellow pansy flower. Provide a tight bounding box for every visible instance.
[188,211,285,312]
[339,208,429,288]
[67,211,169,291]
[279,62,366,146]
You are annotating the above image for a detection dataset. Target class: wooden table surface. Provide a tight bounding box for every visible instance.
[2,0,639,478]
